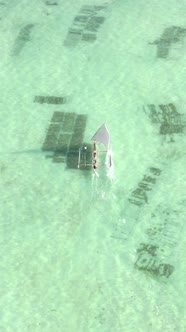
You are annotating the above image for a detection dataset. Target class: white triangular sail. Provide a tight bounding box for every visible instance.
[91,124,110,149]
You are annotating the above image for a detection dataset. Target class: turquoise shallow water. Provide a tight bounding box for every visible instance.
[0,0,186,331]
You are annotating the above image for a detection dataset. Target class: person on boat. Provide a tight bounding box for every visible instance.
[93,152,97,169]
[93,158,97,169]
[92,142,97,169]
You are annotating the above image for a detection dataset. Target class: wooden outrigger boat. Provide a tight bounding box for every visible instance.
[77,124,112,175]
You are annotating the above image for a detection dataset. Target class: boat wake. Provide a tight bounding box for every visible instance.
[91,149,115,199]
[106,149,115,181]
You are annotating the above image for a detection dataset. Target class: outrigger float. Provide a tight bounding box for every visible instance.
[77,124,112,175]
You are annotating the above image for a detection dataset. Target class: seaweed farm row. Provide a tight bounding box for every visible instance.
[112,160,183,279]
[128,166,162,207]
[9,10,186,58]
[135,202,185,278]
[34,95,67,105]
[115,164,183,279]
[126,103,186,278]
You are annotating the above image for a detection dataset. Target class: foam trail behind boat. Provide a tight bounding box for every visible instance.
[106,149,114,180]
[91,172,99,198]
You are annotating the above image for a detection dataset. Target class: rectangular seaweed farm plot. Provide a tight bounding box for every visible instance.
[66,150,80,169]
[69,133,84,152]
[135,248,174,278]
[12,24,34,56]
[51,112,65,123]
[46,123,61,136]
[74,15,89,24]
[67,114,89,170]
[55,133,71,153]
[144,104,161,123]
[42,123,61,151]
[82,33,97,42]
[34,96,67,105]
[42,134,58,151]
[67,142,91,169]
[85,16,105,32]
[62,112,76,133]
[74,114,87,133]
[69,114,87,150]
[77,143,92,170]
[64,29,83,47]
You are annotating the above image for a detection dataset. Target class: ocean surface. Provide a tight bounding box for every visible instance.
[0,0,186,331]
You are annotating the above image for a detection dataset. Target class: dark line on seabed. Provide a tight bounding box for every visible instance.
[1,149,45,155]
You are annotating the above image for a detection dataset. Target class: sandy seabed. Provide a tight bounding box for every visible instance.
[0,0,186,331]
